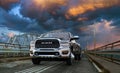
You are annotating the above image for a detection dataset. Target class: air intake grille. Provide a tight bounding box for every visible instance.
[35,39,60,48]
[35,52,59,55]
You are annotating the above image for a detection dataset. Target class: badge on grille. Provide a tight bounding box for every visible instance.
[41,42,53,44]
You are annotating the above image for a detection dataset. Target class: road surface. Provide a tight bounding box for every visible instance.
[0,55,97,73]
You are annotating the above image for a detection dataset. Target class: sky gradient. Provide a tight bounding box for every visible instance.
[0,0,120,49]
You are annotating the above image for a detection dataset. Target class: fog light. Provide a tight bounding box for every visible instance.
[35,52,38,55]
[30,51,33,54]
[62,50,69,55]
[55,52,59,55]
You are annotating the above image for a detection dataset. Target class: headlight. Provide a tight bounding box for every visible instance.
[60,44,69,48]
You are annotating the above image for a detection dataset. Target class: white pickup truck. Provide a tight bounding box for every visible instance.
[30,32,79,65]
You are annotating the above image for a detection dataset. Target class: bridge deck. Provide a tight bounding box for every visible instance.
[0,55,97,73]
[88,54,120,73]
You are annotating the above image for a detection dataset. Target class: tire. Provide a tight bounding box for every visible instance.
[66,54,72,65]
[66,57,72,65]
[79,57,81,60]
[32,58,41,65]
[79,54,82,61]
[77,54,80,60]
[74,54,77,60]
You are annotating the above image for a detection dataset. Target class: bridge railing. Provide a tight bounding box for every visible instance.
[0,42,29,58]
[86,40,120,64]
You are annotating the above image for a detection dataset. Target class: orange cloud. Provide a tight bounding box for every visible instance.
[77,17,88,21]
[66,0,120,17]
[33,0,67,10]
[79,26,89,31]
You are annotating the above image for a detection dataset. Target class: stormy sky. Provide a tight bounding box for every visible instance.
[0,0,120,49]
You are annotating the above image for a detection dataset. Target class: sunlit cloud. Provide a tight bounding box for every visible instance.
[66,0,120,17]
[83,19,119,50]
[93,19,114,33]
[33,0,67,10]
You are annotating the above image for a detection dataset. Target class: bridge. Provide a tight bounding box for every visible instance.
[0,33,120,73]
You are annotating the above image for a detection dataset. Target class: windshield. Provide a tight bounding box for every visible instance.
[41,32,71,40]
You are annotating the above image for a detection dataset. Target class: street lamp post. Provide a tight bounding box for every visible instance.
[93,23,96,50]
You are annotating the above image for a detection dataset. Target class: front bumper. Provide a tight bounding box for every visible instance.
[31,56,70,61]
[30,48,72,61]
[30,49,71,57]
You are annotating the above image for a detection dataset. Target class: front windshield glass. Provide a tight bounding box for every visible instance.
[41,32,71,40]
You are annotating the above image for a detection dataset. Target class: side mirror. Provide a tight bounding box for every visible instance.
[70,36,79,41]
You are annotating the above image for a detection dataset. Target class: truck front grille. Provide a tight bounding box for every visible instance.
[35,39,60,48]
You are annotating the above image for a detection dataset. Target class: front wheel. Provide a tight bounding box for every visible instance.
[32,58,41,65]
[66,57,72,65]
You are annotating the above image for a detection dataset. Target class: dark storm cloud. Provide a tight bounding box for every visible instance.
[0,8,45,32]
[110,19,120,35]
[0,0,20,10]
[19,0,85,35]
[0,0,120,34]
[19,0,120,35]
[83,6,120,20]
[20,0,67,20]
[20,0,68,31]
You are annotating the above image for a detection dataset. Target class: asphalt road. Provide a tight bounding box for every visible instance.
[0,55,97,73]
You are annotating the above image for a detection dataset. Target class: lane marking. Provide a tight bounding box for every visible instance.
[15,65,49,73]
[36,65,55,73]
[15,62,61,73]
[36,63,60,73]
[92,62,102,73]
[23,66,48,73]
[87,57,102,73]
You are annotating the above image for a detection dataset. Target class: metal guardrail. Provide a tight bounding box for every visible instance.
[0,42,29,58]
[91,40,120,51]
[86,40,120,64]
